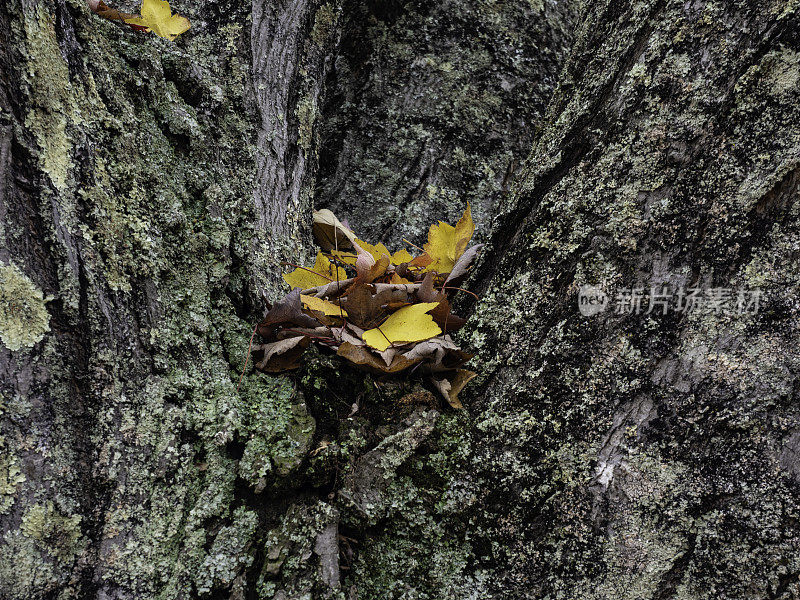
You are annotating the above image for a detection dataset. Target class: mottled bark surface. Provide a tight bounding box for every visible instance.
[2,0,800,599]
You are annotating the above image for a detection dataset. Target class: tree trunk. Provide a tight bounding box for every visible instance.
[2,0,800,599]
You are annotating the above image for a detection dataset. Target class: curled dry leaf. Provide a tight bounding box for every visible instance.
[253,337,311,372]
[430,370,477,409]
[445,243,484,285]
[350,241,390,285]
[415,272,465,332]
[313,209,357,250]
[88,0,141,27]
[301,278,355,298]
[417,272,443,303]
[402,336,473,372]
[337,342,418,374]
[257,288,320,338]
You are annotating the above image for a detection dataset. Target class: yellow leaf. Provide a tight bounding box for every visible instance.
[301,295,348,317]
[124,0,190,40]
[283,252,347,290]
[423,203,474,274]
[362,303,442,352]
[391,248,414,265]
[354,239,392,263]
[389,272,412,284]
[454,203,474,259]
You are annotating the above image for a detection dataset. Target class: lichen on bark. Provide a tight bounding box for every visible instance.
[5,0,800,598]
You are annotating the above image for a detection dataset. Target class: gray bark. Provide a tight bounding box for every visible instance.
[3,0,800,599]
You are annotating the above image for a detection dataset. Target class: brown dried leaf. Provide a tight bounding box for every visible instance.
[445,244,484,285]
[337,342,418,374]
[414,273,465,332]
[402,336,458,363]
[431,300,468,333]
[253,337,311,373]
[339,284,409,329]
[402,336,472,371]
[257,288,320,338]
[417,271,444,303]
[430,370,477,409]
[313,209,357,250]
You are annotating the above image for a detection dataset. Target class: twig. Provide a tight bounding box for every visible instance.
[402,238,425,252]
[443,286,480,301]
[281,261,334,282]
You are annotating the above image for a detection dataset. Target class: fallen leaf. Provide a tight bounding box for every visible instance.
[407,253,433,270]
[423,203,474,274]
[336,323,366,346]
[300,294,347,317]
[350,241,390,284]
[403,336,473,371]
[415,268,468,331]
[401,336,458,362]
[391,248,414,265]
[283,251,347,290]
[430,369,476,409]
[362,302,442,352]
[253,336,311,372]
[339,284,409,329]
[313,209,357,250]
[431,300,467,333]
[453,203,474,259]
[337,342,418,374]
[353,239,413,266]
[445,243,484,284]
[89,0,143,27]
[417,271,444,303]
[257,288,320,338]
[390,272,413,285]
[124,0,190,40]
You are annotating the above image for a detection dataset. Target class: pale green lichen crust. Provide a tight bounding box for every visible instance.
[0,263,50,351]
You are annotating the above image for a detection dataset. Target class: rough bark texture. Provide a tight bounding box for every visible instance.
[2,0,800,599]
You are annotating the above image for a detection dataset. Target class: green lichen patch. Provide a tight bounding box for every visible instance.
[0,453,25,515]
[20,502,85,564]
[0,263,51,351]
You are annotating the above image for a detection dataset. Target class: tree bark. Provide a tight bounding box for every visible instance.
[3,0,800,599]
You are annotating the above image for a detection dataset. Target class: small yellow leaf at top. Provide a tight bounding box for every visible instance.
[300,295,348,317]
[423,203,474,274]
[362,302,442,352]
[125,0,190,40]
[283,251,347,290]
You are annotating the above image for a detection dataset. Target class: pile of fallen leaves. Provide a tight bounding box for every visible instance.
[88,0,190,40]
[251,205,483,409]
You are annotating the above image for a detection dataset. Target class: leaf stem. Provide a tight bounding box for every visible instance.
[402,238,425,252]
